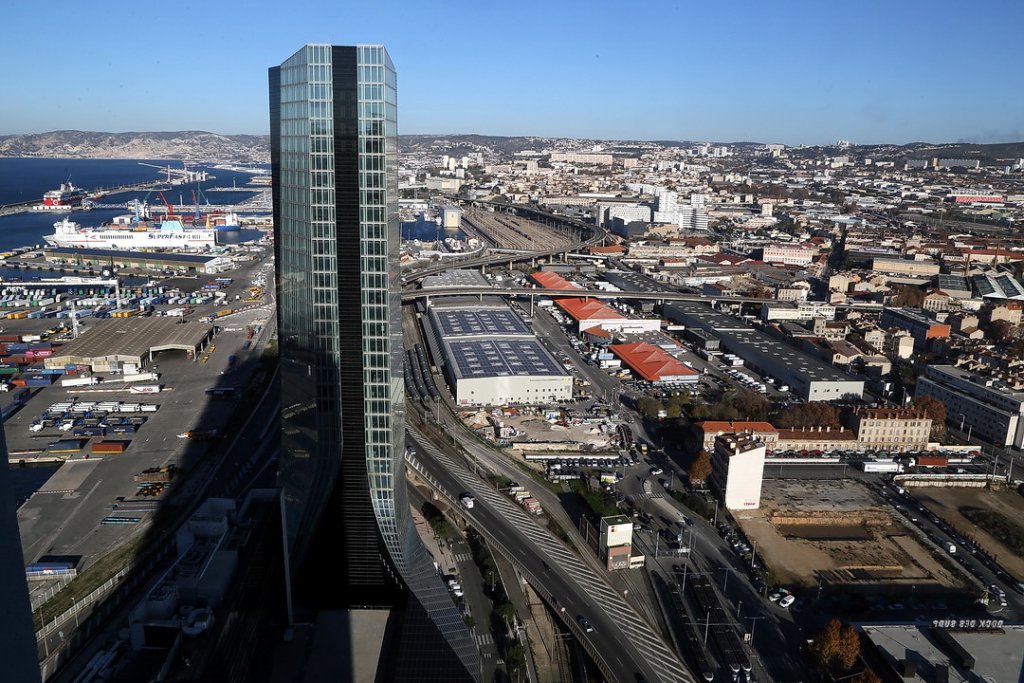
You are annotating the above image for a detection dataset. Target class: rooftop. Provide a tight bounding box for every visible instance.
[610,342,697,382]
[556,298,625,322]
[49,317,212,361]
[444,338,566,380]
[432,308,531,339]
[861,624,1024,683]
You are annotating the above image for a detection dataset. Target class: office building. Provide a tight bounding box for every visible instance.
[0,421,40,683]
[915,365,1024,448]
[271,44,478,679]
[711,433,766,510]
[599,515,635,571]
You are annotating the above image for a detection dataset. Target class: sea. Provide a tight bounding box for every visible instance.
[0,158,268,255]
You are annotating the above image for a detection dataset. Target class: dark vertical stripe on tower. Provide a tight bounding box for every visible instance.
[268,66,282,335]
[330,45,397,602]
[0,426,41,682]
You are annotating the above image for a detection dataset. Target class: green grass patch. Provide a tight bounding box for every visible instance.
[567,479,619,517]
[960,506,1024,557]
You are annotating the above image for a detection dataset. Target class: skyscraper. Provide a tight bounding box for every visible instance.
[269,45,478,679]
[0,423,42,682]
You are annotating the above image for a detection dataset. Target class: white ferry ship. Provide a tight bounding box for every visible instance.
[44,216,218,250]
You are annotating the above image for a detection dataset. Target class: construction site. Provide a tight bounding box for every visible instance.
[734,479,964,590]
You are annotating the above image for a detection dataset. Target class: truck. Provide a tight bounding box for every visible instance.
[856,459,901,473]
[947,543,956,554]
[129,384,161,394]
[459,492,475,509]
[121,372,159,383]
[914,455,949,468]
[61,376,100,387]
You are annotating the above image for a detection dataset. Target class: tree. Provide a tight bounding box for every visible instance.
[773,401,839,429]
[689,449,713,484]
[809,617,861,675]
[911,395,947,438]
[734,389,771,421]
[853,669,882,683]
[637,396,663,421]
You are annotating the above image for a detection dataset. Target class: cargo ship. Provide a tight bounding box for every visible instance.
[44,216,218,250]
[32,181,88,211]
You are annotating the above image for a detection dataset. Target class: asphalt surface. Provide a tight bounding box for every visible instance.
[13,260,274,570]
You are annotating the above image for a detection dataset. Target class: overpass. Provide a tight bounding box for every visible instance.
[402,201,609,283]
[402,284,885,312]
[406,428,695,683]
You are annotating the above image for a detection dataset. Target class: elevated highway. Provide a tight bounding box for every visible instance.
[407,428,695,683]
[402,202,609,284]
[403,284,884,312]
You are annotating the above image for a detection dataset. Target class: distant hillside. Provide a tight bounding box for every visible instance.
[0,130,270,163]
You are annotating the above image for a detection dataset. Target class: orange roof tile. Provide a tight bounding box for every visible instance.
[610,342,698,382]
[528,271,579,290]
[556,298,624,321]
[699,421,777,434]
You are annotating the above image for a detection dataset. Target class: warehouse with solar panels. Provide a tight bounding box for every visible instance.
[423,296,572,406]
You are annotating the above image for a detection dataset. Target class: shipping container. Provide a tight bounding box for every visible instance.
[92,440,128,454]
[47,439,85,453]
[129,384,161,394]
[916,455,949,468]
[74,427,106,437]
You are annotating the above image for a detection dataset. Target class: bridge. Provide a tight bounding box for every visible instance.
[402,201,609,283]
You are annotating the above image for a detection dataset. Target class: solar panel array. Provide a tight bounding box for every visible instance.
[446,339,564,379]
[433,309,531,338]
[937,274,970,294]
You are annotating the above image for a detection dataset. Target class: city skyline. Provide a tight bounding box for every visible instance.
[3,0,1023,145]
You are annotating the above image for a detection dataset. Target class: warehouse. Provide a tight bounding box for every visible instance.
[44,247,231,275]
[426,297,571,406]
[420,269,490,290]
[44,317,214,372]
[664,301,864,401]
[610,342,699,384]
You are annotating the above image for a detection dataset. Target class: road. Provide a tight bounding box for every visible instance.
[408,428,695,683]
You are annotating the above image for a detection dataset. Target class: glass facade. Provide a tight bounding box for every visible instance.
[270,45,479,678]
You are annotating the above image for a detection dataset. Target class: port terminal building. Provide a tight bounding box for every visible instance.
[43,247,231,275]
[44,317,214,372]
[423,296,572,406]
[664,301,864,401]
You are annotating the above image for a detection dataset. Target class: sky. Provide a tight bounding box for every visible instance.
[3,0,1022,145]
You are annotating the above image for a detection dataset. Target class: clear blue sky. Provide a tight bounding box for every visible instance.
[4,0,1022,145]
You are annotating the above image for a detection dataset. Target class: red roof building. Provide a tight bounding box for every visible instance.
[610,342,698,383]
[556,298,625,331]
[529,271,580,290]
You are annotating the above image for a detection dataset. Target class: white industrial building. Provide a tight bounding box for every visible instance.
[760,301,837,322]
[711,433,766,511]
[426,297,572,407]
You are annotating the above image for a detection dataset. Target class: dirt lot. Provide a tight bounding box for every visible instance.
[913,486,1024,580]
[735,480,963,589]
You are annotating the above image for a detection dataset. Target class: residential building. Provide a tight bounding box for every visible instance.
[271,44,478,679]
[700,421,779,451]
[879,308,951,351]
[850,407,932,452]
[915,365,1024,448]
[762,243,817,266]
[711,433,766,510]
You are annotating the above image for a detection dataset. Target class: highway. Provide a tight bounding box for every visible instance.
[405,284,886,311]
[407,428,695,683]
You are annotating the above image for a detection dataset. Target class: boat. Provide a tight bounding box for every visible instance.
[33,181,88,211]
[44,216,218,250]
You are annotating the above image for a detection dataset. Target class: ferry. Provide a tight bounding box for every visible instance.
[44,216,218,250]
[32,181,88,211]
